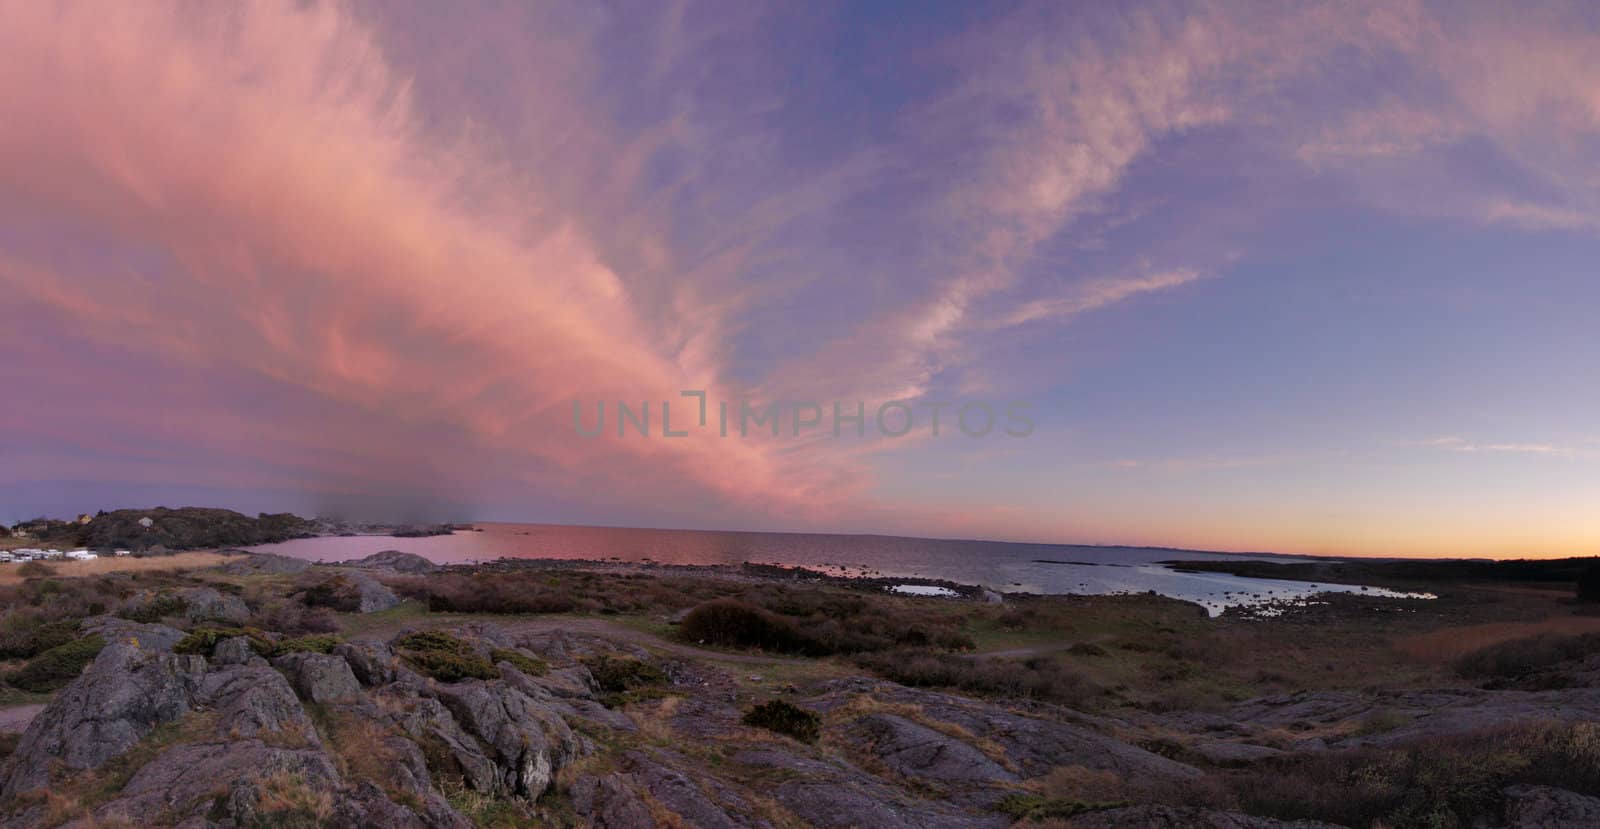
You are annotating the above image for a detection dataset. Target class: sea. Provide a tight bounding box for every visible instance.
[248,522,1431,617]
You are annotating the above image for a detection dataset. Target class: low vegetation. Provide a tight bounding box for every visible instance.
[488,647,547,676]
[741,699,820,743]
[7,635,106,692]
[393,630,497,682]
[1454,632,1600,683]
[1230,721,1600,827]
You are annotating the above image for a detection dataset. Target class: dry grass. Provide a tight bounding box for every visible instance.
[1393,615,1600,663]
[0,553,230,585]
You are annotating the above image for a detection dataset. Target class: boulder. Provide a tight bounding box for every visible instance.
[211,635,260,666]
[217,553,312,576]
[336,640,401,686]
[570,773,656,829]
[200,662,320,742]
[1503,784,1600,829]
[181,587,252,625]
[433,680,578,798]
[274,652,363,704]
[348,571,403,613]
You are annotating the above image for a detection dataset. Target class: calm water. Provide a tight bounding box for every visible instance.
[249,523,1430,616]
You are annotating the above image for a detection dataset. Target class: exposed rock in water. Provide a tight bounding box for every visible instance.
[344,549,439,573]
[216,552,312,575]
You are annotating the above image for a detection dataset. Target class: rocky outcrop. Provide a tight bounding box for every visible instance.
[1503,785,1600,828]
[844,713,1018,786]
[0,637,201,795]
[1064,806,1347,828]
[180,586,252,625]
[274,651,363,703]
[216,552,312,575]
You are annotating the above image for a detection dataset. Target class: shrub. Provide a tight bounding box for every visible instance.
[0,616,80,660]
[489,648,547,676]
[174,627,254,656]
[15,562,54,579]
[8,635,106,692]
[742,699,820,743]
[679,599,813,654]
[995,794,1117,821]
[1579,562,1600,602]
[274,634,340,655]
[852,650,1100,703]
[1233,720,1600,827]
[121,593,189,623]
[582,655,666,694]
[1454,633,1600,680]
[394,631,496,682]
[300,576,364,613]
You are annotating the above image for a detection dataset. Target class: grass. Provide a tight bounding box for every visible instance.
[0,552,230,585]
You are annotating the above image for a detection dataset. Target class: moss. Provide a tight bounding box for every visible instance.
[741,699,821,743]
[273,634,340,655]
[8,635,106,692]
[489,648,547,676]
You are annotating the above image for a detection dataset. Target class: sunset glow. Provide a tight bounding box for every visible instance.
[5,1,1600,558]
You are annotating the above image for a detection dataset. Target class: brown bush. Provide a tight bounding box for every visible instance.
[851,650,1100,703]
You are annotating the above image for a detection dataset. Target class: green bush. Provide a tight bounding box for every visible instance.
[582,654,666,694]
[741,699,820,743]
[8,635,106,692]
[489,648,547,676]
[679,599,814,655]
[0,616,80,659]
[1455,633,1600,680]
[174,628,339,658]
[394,631,496,682]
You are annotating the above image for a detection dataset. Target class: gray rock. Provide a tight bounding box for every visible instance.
[200,663,319,742]
[95,740,339,825]
[210,636,260,666]
[570,773,656,829]
[626,752,755,829]
[336,640,401,686]
[1064,806,1346,828]
[433,680,577,798]
[845,713,1018,785]
[274,652,363,703]
[0,641,203,796]
[181,587,251,625]
[80,617,188,652]
[385,693,502,796]
[1503,784,1600,829]
[345,571,403,613]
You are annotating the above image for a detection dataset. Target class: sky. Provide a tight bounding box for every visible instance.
[3,0,1600,558]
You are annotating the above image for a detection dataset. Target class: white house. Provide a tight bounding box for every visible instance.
[114,549,132,557]
[65,549,97,561]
